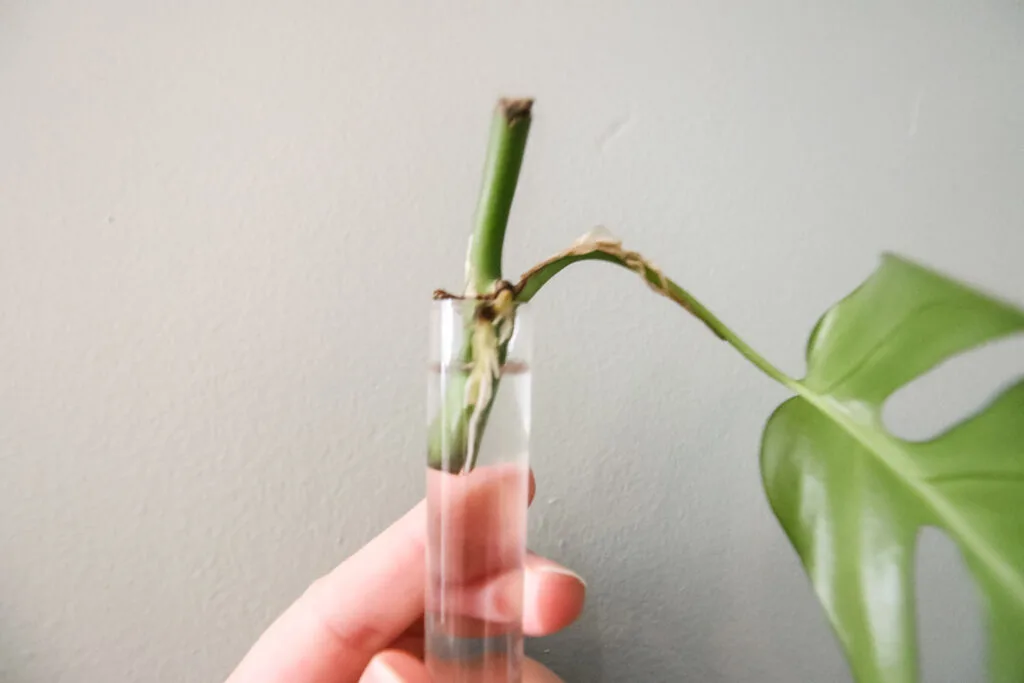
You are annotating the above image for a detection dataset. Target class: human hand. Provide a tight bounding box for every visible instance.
[225,472,585,683]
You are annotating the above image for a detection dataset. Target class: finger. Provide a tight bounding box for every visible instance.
[398,617,424,638]
[522,553,586,636]
[359,651,431,683]
[390,634,424,660]
[377,655,564,683]
[359,651,562,683]
[418,553,585,633]
[225,501,426,683]
[523,658,566,683]
[226,465,536,683]
[426,464,532,585]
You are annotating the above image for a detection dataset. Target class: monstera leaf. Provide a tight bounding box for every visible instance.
[761,254,1024,683]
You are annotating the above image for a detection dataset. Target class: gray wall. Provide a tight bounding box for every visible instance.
[2,1,1022,681]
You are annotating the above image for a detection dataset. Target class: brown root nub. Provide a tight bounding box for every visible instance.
[493,279,515,297]
[498,98,534,124]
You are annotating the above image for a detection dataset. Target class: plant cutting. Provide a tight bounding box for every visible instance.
[424,97,1024,683]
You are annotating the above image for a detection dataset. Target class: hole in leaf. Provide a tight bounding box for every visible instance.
[915,527,984,683]
[882,335,1024,442]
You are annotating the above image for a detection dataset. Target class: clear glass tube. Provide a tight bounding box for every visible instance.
[426,299,531,683]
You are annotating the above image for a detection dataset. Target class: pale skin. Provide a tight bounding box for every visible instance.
[225,473,585,683]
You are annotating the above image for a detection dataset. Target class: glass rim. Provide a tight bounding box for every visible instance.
[429,296,530,313]
[429,294,532,364]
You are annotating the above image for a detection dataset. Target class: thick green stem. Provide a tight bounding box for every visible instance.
[428,99,533,472]
[467,99,533,295]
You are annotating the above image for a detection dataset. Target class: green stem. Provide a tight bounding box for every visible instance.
[467,98,533,295]
[513,249,799,391]
[428,99,534,472]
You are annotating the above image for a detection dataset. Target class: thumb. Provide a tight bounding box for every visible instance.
[523,658,566,683]
[359,651,431,683]
[359,651,566,683]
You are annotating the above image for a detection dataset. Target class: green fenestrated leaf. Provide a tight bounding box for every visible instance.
[761,254,1024,683]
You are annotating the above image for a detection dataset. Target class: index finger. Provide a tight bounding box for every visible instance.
[225,469,536,683]
[225,499,424,683]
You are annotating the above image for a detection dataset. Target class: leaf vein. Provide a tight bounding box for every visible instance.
[816,300,953,395]
[925,471,1024,487]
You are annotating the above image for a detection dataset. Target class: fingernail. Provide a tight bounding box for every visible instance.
[540,565,586,587]
[361,658,402,683]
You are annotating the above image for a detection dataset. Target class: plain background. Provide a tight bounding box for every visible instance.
[2,1,1023,681]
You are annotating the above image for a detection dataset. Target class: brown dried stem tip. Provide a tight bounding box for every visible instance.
[498,98,534,125]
